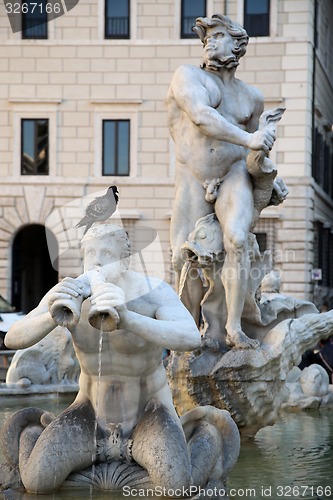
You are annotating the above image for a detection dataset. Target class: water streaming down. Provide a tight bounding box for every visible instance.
[89,321,105,498]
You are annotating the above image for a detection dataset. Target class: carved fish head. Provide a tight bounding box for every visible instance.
[181,214,224,265]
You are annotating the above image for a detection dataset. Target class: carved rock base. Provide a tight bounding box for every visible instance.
[168,312,333,438]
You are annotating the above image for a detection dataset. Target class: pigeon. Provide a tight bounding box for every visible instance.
[76,185,119,234]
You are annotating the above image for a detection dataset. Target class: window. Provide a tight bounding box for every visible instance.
[312,128,333,198]
[93,106,138,177]
[244,0,270,37]
[105,0,130,38]
[253,217,276,256]
[254,233,267,252]
[102,120,130,176]
[181,0,206,38]
[312,128,324,186]
[21,119,49,175]
[314,222,333,288]
[22,0,48,39]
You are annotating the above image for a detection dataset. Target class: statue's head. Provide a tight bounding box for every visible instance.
[193,14,249,71]
[81,222,131,281]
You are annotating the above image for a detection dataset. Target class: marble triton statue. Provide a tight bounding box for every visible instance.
[0,222,240,496]
[166,14,333,437]
[166,14,288,350]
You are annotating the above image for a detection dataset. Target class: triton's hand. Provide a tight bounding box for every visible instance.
[90,283,125,313]
[47,277,85,310]
[47,277,87,328]
[247,126,276,152]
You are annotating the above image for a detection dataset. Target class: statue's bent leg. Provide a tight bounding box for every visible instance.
[216,165,259,349]
[181,406,240,488]
[20,401,97,494]
[0,407,46,491]
[132,398,191,490]
[0,407,46,467]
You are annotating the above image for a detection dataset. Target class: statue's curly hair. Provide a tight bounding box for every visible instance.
[193,14,249,51]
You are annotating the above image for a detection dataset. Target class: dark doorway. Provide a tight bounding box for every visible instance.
[11,225,58,313]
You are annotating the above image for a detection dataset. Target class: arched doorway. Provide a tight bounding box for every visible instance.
[11,225,58,313]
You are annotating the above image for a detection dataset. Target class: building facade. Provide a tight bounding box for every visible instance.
[0,0,332,312]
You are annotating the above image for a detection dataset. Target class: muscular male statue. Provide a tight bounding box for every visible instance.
[167,14,278,349]
[3,223,239,494]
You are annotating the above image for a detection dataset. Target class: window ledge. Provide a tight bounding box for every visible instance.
[9,98,62,104]
[91,99,143,105]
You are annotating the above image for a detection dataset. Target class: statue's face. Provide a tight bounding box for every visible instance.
[83,236,124,283]
[203,25,246,69]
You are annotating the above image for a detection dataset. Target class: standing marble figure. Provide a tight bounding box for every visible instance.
[1,223,240,495]
[167,14,287,349]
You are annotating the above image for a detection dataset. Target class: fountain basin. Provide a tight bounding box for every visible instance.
[0,395,332,500]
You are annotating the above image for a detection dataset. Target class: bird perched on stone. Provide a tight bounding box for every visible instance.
[76,185,119,234]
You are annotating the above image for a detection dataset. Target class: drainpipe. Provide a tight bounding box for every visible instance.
[311,0,318,302]
[311,0,317,166]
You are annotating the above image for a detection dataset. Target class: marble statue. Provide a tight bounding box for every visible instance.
[3,326,79,392]
[282,364,333,410]
[0,223,240,496]
[167,14,288,350]
[166,13,333,438]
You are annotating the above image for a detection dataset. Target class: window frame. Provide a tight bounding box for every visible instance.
[93,107,139,179]
[12,105,58,178]
[21,118,49,176]
[21,1,48,39]
[102,119,131,176]
[243,0,270,38]
[180,0,206,39]
[312,127,333,199]
[314,221,333,288]
[253,216,276,258]
[104,0,130,39]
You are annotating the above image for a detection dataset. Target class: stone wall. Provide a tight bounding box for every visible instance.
[0,0,332,306]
